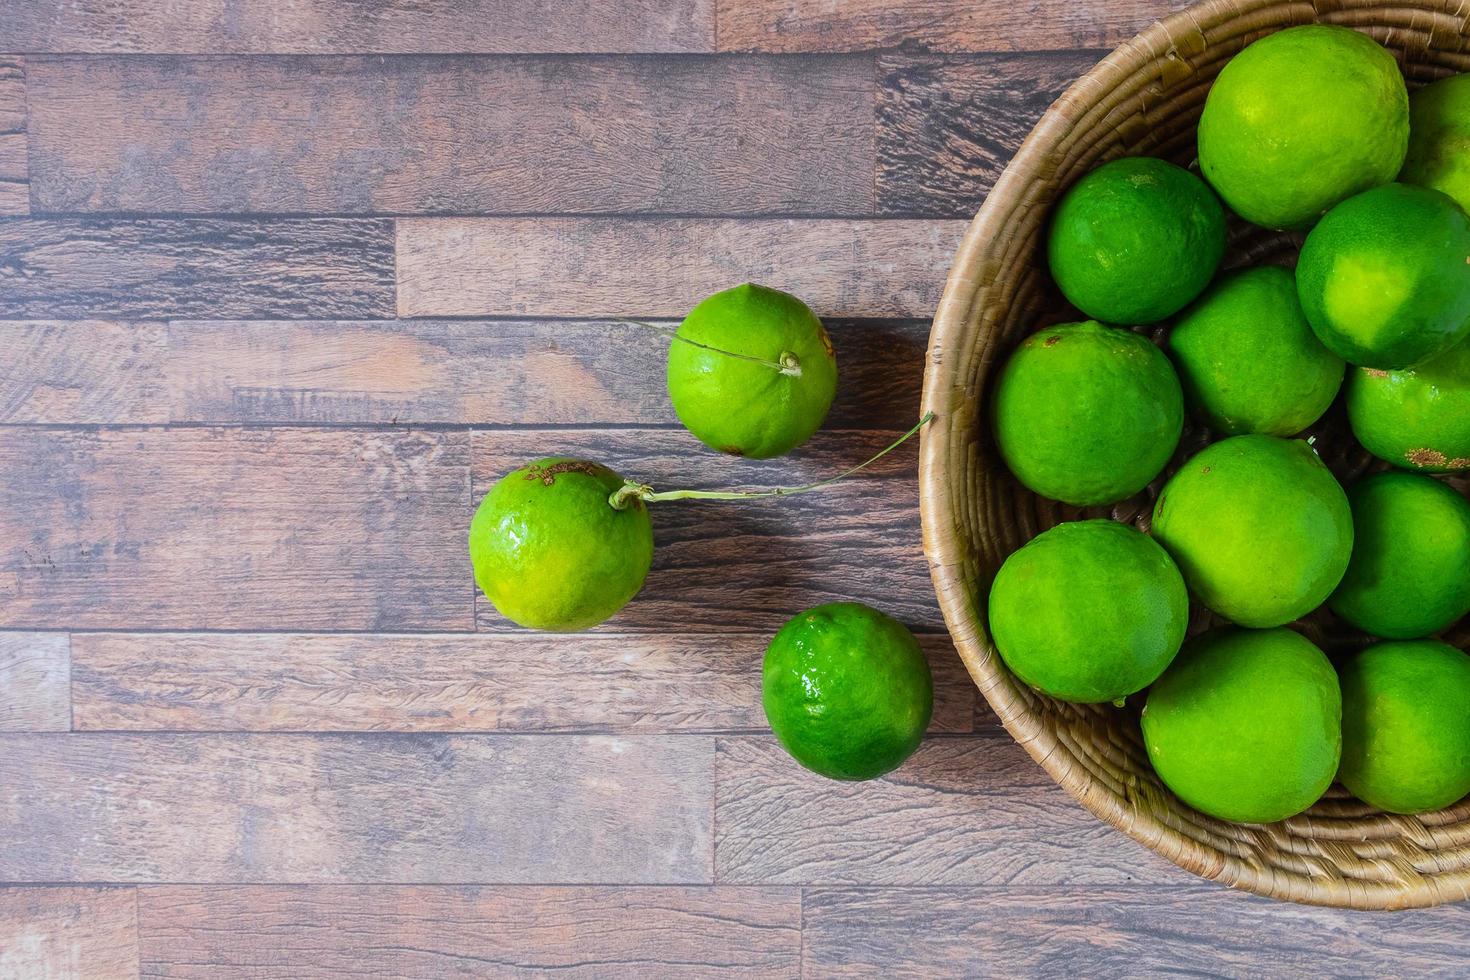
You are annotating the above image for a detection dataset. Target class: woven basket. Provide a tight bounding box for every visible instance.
[919,0,1470,910]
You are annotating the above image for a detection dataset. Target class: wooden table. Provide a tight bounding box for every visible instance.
[1,2,1467,976]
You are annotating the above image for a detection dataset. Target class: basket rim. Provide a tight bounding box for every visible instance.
[917,0,1470,910]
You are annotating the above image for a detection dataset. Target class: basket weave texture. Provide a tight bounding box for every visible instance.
[919,0,1470,910]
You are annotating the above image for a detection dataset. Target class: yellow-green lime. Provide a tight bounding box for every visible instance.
[1142,627,1341,824]
[988,520,1188,704]
[1328,471,1470,639]
[1166,266,1345,436]
[762,602,933,781]
[1151,435,1353,628]
[1198,24,1409,230]
[469,458,653,632]
[1296,183,1470,369]
[1401,73,1470,213]
[1339,640,1470,814]
[993,321,1184,506]
[1047,156,1226,324]
[666,283,838,459]
[1347,335,1470,472]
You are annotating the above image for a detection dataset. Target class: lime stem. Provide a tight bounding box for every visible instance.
[613,316,802,378]
[608,412,935,510]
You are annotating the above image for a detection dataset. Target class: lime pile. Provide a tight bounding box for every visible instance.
[991,25,1470,824]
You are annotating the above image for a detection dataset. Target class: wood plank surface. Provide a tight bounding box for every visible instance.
[877,53,1100,217]
[471,428,940,634]
[395,218,967,318]
[0,633,69,732]
[0,734,713,883]
[0,57,25,216]
[0,427,472,631]
[716,0,1181,52]
[0,1,715,54]
[25,55,874,215]
[0,219,395,320]
[70,632,973,734]
[0,887,138,979]
[137,885,799,978]
[801,886,1470,977]
[0,318,928,428]
[714,735,1177,885]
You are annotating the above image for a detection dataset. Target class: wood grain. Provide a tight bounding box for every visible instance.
[137,885,798,978]
[801,886,1470,977]
[0,0,715,54]
[0,734,713,883]
[0,887,138,979]
[877,53,1100,217]
[395,218,967,318]
[471,428,941,634]
[0,219,395,320]
[714,735,1178,885]
[0,318,927,428]
[716,0,1181,52]
[0,633,69,732]
[70,632,972,734]
[25,55,873,215]
[0,57,25,216]
[0,427,472,631]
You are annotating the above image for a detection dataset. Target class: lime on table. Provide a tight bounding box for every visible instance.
[1142,627,1341,824]
[988,520,1188,704]
[1328,471,1470,639]
[762,602,932,781]
[1401,72,1470,213]
[1296,183,1470,369]
[1166,265,1344,436]
[1347,334,1470,472]
[469,458,654,632]
[993,320,1184,506]
[1047,156,1226,324]
[666,283,838,459]
[1339,640,1470,814]
[1151,435,1353,628]
[1197,24,1408,230]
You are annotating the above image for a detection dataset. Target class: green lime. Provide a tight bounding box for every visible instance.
[1339,640,1470,814]
[1151,435,1353,628]
[988,520,1188,703]
[1166,266,1345,436]
[1142,627,1341,824]
[469,458,654,632]
[762,602,932,781]
[1347,335,1470,472]
[1198,25,1409,230]
[666,283,838,459]
[1329,471,1470,639]
[1047,156,1226,324]
[1296,183,1470,369]
[993,321,1184,506]
[1401,73,1470,213]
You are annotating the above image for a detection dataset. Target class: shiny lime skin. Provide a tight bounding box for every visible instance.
[762,602,933,781]
[1329,472,1470,639]
[1198,25,1408,231]
[1151,435,1353,628]
[666,283,838,459]
[469,458,654,632]
[1166,266,1344,436]
[1296,183,1470,369]
[1339,640,1470,814]
[1047,157,1226,324]
[1401,73,1470,213]
[1347,335,1470,472]
[988,520,1188,703]
[993,321,1184,506]
[1143,627,1341,824]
